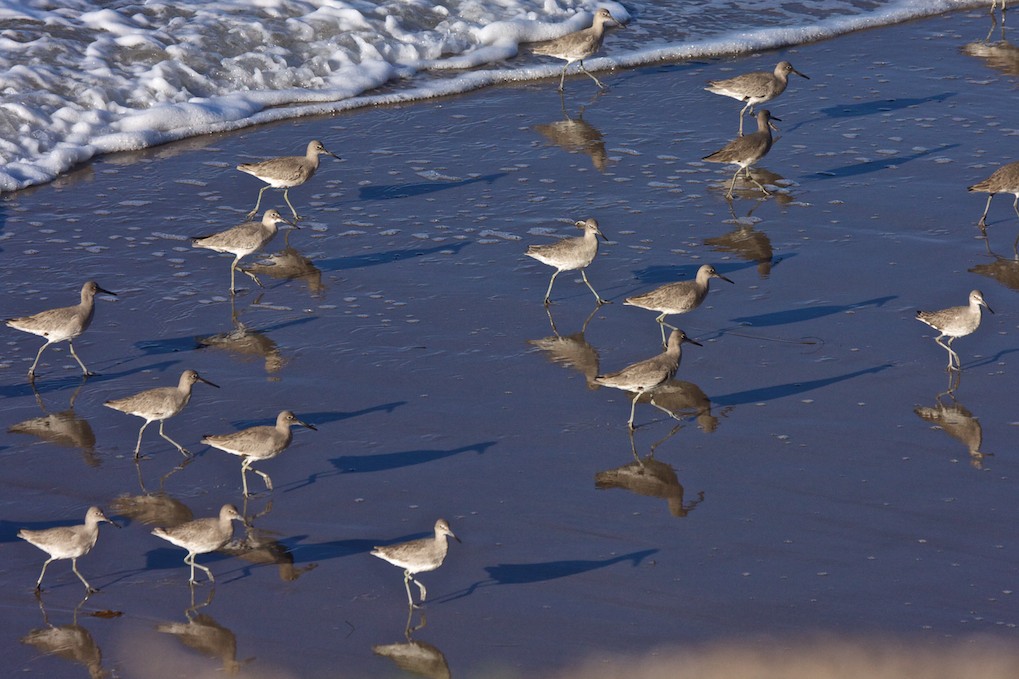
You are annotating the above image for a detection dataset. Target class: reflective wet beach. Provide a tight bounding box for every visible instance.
[3,9,1019,678]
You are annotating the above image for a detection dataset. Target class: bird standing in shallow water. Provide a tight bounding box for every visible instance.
[18,506,119,593]
[703,110,781,199]
[151,504,244,585]
[916,290,993,371]
[237,140,339,222]
[192,209,294,293]
[372,519,460,607]
[526,218,609,306]
[625,264,734,347]
[531,8,623,92]
[202,410,317,496]
[104,369,219,459]
[595,328,702,430]
[705,61,808,136]
[6,281,116,380]
[968,160,1019,237]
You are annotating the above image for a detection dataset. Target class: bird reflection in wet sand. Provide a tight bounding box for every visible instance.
[197,295,286,375]
[705,222,775,279]
[914,372,989,469]
[373,612,451,679]
[634,378,729,433]
[156,586,248,675]
[714,167,793,205]
[246,243,325,296]
[111,486,194,529]
[22,595,109,679]
[962,35,1019,72]
[8,381,98,466]
[533,92,609,172]
[595,328,702,430]
[596,426,705,518]
[970,250,1019,288]
[221,507,317,582]
[528,304,602,389]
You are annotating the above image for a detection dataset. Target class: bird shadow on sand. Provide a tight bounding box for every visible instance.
[729,295,896,328]
[358,173,505,201]
[806,144,957,180]
[437,549,658,604]
[281,440,494,493]
[315,241,470,273]
[711,363,894,407]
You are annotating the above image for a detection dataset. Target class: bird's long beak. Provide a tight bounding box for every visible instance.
[199,376,221,389]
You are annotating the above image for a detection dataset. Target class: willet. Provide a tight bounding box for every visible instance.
[192,209,294,293]
[372,519,460,607]
[18,506,119,593]
[105,369,219,459]
[526,217,609,306]
[706,61,808,136]
[202,410,317,496]
[237,140,339,221]
[532,8,622,91]
[594,328,702,429]
[151,504,244,584]
[703,110,780,199]
[916,290,993,371]
[6,281,116,380]
[968,160,1019,231]
[624,264,734,346]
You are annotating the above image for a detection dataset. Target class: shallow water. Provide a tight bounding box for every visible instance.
[2,9,1019,678]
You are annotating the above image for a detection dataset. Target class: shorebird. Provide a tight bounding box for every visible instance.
[237,140,339,222]
[916,290,993,371]
[105,369,219,459]
[152,504,244,584]
[625,264,734,346]
[705,61,808,135]
[968,160,1019,232]
[18,506,119,593]
[595,328,701,429]
[703,110,780,199]
[532,8,622,91]
[6,281,116,380]
[192,209,294,293]
[372,519,460,607]
[526,217,609,305]
[202,410,317,496]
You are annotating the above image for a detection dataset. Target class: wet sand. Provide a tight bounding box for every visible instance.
[3,7,1019,678]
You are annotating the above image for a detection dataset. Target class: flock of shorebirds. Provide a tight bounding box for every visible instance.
[6,3,1015,614]
[9,138,457,608]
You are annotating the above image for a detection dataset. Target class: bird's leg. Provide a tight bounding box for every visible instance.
[247,185,271,220]
[67,340,93,376]
[578,60,606,89]
[240,461,251,497]
[627,390,642,430]
[738,101,752,136]
[412,575,427,603]
[282,188,301,222]
[253,468,273,492]
[580,269,609,306]
[544,270,561,306]
[403,570,416,607]
[747,169,771,196]
[71,557,96,593]
[1011,193,1019,224]
[35,558,54,591]
[655,313,669,348]
[27,341,50,379]
[726,168,740,200]
[134,421,152,459]
[239,265,263,289]
[158,420,190,457]
[557,64,568,92]
[935,335,960,370]
[648,395,683,422]
[978,194,993,230]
